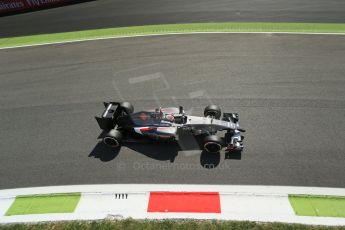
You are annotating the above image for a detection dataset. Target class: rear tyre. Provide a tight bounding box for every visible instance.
[103,129,123,148]
[203,135,222,153]
[204,105,221,119]
[119,102,134,114]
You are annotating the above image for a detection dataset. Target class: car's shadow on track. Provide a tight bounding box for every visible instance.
[125,142,179,162]
[89,141,184,163]
[89,132,241,167]
[89,141,120,162]
[200,150,221,168]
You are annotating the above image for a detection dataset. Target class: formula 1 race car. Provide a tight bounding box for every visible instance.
[95,102,245,153]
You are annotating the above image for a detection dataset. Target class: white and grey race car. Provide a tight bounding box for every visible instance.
[95,102,245,153]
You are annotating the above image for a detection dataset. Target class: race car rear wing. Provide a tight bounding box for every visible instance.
[95,102,120,130]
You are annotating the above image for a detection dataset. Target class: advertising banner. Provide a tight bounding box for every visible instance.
[0,0,74,15]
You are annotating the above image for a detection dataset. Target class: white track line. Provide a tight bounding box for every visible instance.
[1,31,345,50]
[2,184,345,197]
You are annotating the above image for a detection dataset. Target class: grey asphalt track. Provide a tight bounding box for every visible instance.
[1,0,345,38]
[0,34,344,189]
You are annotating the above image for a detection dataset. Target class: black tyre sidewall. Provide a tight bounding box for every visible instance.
[204,105,221,119]
[103,129,123,147]
[203,135,222,153]
[120,102,134,114]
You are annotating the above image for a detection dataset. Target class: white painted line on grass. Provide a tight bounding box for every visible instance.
[1,31,345,50]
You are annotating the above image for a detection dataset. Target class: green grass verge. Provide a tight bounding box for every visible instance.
[1,22,345,48]
[289,195,345,218]
[5,193,81,216]
[1,219,345,230]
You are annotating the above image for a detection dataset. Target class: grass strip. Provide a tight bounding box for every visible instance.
[1,22,345,48]
[289,194,345,218]
[1,219,345,230]
[5,193,81,216]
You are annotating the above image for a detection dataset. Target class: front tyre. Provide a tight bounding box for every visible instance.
[103,129,123,148]
[204,105,221,119]
[203,135,222,153]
